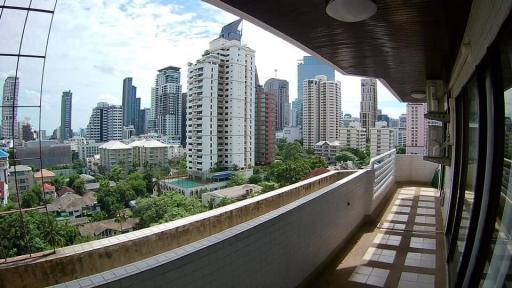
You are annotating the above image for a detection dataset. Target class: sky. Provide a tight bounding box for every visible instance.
[0,0,405,132]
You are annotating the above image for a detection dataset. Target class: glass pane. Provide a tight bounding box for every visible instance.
[480,33,512,287]
[452,76,479,273]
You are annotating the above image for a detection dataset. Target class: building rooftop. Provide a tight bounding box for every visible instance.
[99,141,131,150]
[315,140,341,146]
[8,165,32,173]
[78,218,139,237]
[128,139,168,148]
[206,184,261,199]
[46,192,97,213]
[34,169,56,179]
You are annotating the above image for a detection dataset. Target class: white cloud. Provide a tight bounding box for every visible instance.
[0,0,405,131]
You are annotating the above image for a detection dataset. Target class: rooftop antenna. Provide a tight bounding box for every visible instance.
[274,69,278,78]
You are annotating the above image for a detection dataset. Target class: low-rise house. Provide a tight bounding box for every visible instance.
[314,141,343,164]
[84,181,116,192]
[8,165,33,195]
[201,184,261,206]
[46,192,100,220]
[34,169,56,183]
[56,186,75,198]
[79,174,96,183]
[78,218,139,238]
[40,183,56,199]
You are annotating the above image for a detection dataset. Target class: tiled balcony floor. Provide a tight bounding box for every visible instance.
[313,185,446,287]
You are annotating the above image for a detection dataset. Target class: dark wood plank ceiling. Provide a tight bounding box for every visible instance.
[206,0,472,102]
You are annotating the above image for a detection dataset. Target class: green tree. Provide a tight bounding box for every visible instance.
[50,176,66,191]
[248,174,262,185]
[135,192,206,227]
[108,165,124,182]
[260,181,279,193]
[67,174,85,196]
[127,172,147,198]
[335,151,358,163]
[227,172,247,187]
[305,156,327,170]
[396,146,406,154]
[267,160,311,186]
[277,142,304,162]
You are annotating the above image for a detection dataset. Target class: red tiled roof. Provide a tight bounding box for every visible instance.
[57,186,75,197]
[306,167,330,179]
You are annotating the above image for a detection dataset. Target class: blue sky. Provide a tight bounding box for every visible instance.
[0,0,405,131]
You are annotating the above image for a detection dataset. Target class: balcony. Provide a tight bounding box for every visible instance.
[0,152,441,288]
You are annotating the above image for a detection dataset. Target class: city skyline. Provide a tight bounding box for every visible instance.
[0,0,404,132]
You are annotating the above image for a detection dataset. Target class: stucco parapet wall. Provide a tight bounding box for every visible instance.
[0,170,355,288]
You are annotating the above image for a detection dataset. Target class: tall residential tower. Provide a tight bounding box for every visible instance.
[303,75,341,149]
[186,19,255,179]
[294,56,335,128]
[151,66,182,142]
[360,78,378,139]
[264,78,289,131]
[2,77,19,139]
[86,102,123,143]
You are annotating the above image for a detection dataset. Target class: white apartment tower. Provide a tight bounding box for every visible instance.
[151,66,182,141]
[338,127,366,150]
[186,19,255,180]
[86,102,123,143]
[360,78,378,140]
[303,75,342,149]
[2,77,19,139]
[406,103,427,155]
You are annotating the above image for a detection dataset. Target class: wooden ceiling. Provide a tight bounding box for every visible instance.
[205,0,472,102]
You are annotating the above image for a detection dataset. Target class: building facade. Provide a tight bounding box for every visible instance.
[314,140,342,164]
[180,92,187,148]
[360,78,378,139]
[2,76,19,140]
[255,77,276,165]
[295,56,335,129]
[86,102,123,143]
[263,78,289,131]
[129,139,169,168]
[303,75,341,149]
[406,103,427,155]
[186,19,255,180]
[60,90,72,142]
[98,141,133,171]
[369,128,395,157]
[338,127,366,150]
[151,66,182,141]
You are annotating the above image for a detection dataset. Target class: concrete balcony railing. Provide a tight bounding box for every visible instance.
[0,153,438,288]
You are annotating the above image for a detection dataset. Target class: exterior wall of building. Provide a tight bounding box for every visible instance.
[78,143,101,160]
[17,145,72,167]
[151,67,182,141]
[370,128,395,157]
[186,33,255,179]
[264,78,289,131]
[405,103,427,155]
[255,86,276,165]
[338,127,366,150]
[8,166,33,195]
[303,75,341,149]
[360,78,377,138]
[314,141,342,163]
[2,77,18,140]
[99,147,133,171]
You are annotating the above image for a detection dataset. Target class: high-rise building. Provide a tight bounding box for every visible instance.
[360,78,378,140]
[151,66,182,142]
[180,92,187,148]
[370,128,395,157]
[406,103,427,155]
[2,77,19,139]
[264,78,289,131]
[303,75,341,149]
[60,90,73,142]
[122,78,137,127]
[86,102,123,143]
[186,19,255,179]
[295,56,335,128]
[142,108,151,134]
[399,113,407,128]
[255,71,276,165]
[21,122,35,142]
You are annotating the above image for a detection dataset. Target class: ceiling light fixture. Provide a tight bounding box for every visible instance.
[411,92,426,99]
[326,0,377,22]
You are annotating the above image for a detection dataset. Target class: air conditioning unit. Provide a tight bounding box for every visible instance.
[426,80,446,112]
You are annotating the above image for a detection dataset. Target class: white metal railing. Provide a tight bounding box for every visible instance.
[369,149,396,195]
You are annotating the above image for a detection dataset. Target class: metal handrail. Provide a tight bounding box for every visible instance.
[369,149,396,195]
